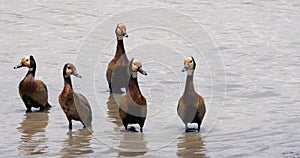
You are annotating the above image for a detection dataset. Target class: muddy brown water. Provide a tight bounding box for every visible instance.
[0,0,299,157]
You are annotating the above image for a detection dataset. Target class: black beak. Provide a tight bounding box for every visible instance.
[181,64,189,72]
[122,30,128,38]
[123,32,128,38]
[14,62,23,69]
[72,70,82,78]
[138,67,147,76]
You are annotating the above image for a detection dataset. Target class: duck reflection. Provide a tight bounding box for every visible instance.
[60,128,93,157]
[17,112,49,155]
[118,132,148,157]
[177,133,208,158]
[107,93,123,128]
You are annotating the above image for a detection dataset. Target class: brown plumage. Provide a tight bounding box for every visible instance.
[14,55,51,112]
[119,58,147,132]
[106,23,130,93]
[177,56,206,132]
[58,63,92,130]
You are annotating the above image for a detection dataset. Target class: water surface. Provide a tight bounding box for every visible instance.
[0,0,299,157]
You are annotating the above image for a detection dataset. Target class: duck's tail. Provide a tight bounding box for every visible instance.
[45,102,52,109]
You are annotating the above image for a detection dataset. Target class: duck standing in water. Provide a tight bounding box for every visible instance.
[106,23,130,93]
[177,56,206,132]
[14,55,51,112]
[119,58,147,132]
[58,63,92,130]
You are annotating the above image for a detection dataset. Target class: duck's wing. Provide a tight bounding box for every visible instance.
[140,96,147,118]
[177,97,185,119]
[74,92,92,126]
[32,80,48,106]
[106,60,115,83]
[197,96,206,121]
[73,93,91,111]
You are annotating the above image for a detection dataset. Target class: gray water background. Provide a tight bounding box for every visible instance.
[0,0,299,157]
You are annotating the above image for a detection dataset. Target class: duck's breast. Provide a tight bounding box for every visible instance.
[59,88,77,117]
[19,78,48,106]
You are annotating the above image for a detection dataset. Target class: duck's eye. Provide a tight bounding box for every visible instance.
[26,59,29,62]
[189,60,193,63]
[67,67,71,69]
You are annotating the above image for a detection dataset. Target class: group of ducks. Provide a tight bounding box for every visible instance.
[14,23,206,133]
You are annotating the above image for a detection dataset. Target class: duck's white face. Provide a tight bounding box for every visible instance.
[115,23,128,40]
[131,58,147,77]
[65,63,82,78]
[132,58,142,72]
[14,55,34,70]
[21,55,31,67]
[182,56,196,75]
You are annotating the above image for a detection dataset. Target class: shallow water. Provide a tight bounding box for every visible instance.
[0,0,299,157]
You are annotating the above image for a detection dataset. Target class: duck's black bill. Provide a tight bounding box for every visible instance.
[14,62,23,69]
[138,68,147,76]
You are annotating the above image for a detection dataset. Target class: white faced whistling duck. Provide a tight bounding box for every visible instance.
[14,55,51,112]
[106,23,130,93]
[119,58,147,132]
[59,63,92,130]
[177,56,206,132]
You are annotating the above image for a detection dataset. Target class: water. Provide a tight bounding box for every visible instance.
[0,0,299,157]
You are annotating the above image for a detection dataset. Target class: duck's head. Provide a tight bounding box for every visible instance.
[14,55,36,71]
[129,58,147,77]
[182,56,196,75]
[115,23,128,40]
[63,63,82,78]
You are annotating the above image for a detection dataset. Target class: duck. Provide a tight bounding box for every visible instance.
[177,56,206,132]
[106,23,130,93]
[14,55,51,112]
[119,58,147,132]
[58,63,92,130]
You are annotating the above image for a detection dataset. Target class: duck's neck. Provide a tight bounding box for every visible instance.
[183,70,195,96]
[114,39,126,58]
[25,67,36,78]
[129,73,142,96]
[63,76,73,90]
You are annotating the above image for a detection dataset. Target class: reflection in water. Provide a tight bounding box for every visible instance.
[60,128,93,157]
[17,112,49,155]
[177,133,208,158]
[118,132,148,157]
[107,93,123,127]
